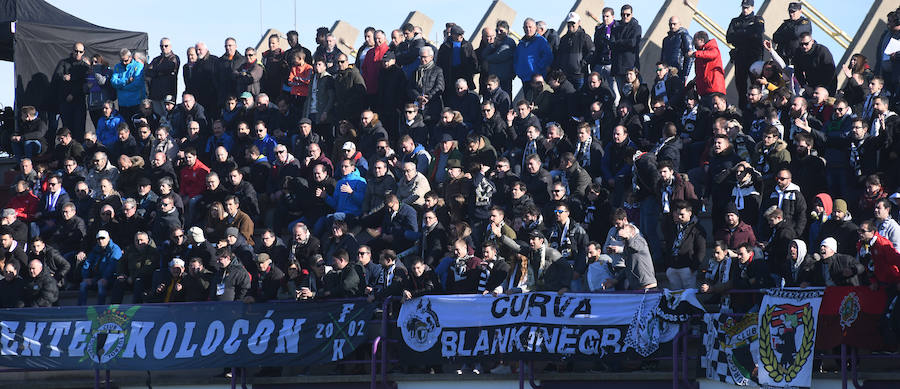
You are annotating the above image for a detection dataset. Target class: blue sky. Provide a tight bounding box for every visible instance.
[0,0,869,107]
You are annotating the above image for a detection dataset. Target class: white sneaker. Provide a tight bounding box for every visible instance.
[456,369,463,375]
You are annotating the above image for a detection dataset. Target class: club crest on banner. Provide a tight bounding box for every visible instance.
[759,303,815,383]
[400,298,441,352]
[84,305,140,365]
[839,292,860,330]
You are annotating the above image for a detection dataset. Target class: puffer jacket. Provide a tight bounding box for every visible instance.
[326,169,367,217]
[110,60,145,107]
[660,27,694,76]
[514,34,553,81]
[81,241,123,281]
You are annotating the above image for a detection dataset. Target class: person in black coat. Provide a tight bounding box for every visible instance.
[245,253,284,303]
[403,256,441,299]
[546,70,579,124]
[608,6,642,85]
[407,46,444,123]
[726,2,765,108]
[23,259,59,307]
[28,237,70,288]
[473,241,510,294]
[321,249,361,298]
[368,250,410,302]
[554,18,594,88]
[415,211,450,269]
[573,123,604,178]
[436,25,478,98]
[792,33,837,94]
[209,247,251,301]
[761,207,798,282]
[661,201,707,290]
[0,262,25,308]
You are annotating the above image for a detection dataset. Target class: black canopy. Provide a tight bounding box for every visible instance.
[0,0,148,109]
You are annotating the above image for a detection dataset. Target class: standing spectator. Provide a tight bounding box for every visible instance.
[53,42,90,140]
[761,169,807,236]
[604,224,657,290]
[772,2,811,66]
[286,51,313,112]
[726,0,765,108]
[110,49,146,121]
[609,5,642,93]
[537,21,559,56]
[146,38,181,115]
[591,8,619,103]
[547,203,589,291]
[514,18,553,84]
[77,230,122,306]
[209,247,251,301]
[236,47,263,95]
[874,12,900,94]
[334,53,368,124]
[662,200,706,289]
[660,17,694,80]
[488,20,517,96]
[554,12,594,89]
[191,42,219,120]
[86,54,116,131]
[793,33,837,94]
[361,30,390,107]
[691,31,726,100]
[261,34,286,99]
[437,24,478,97]
[408,46,443,124]
[313,33,345,75]
[216,38,246,109]
[856,219,900,288]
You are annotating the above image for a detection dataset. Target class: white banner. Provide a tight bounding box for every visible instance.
[398,291,703,361]
[756,288,824,388]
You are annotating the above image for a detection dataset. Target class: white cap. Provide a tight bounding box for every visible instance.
[169,257,185,268]
[342,141,356,151]
[565,12,580,23]
[821,237,837,253]
[96,230,110,240]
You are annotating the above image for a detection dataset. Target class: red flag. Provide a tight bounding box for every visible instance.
[816,286,887,350]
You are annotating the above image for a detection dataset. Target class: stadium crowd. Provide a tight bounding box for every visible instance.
[1,1,900,330]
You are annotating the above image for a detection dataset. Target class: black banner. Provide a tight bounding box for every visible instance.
[0,300,375,370]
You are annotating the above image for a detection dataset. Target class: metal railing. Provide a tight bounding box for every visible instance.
[799,0,852,49]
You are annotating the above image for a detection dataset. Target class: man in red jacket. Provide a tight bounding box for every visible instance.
[690,31,725,103]
[857,220,900,289]
[179,147,210,225]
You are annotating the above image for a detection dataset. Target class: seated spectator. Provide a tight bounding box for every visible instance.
[209,247,251,301]
[0,261,25,308]
[698,241,737,310]
[244,253,284,303]
[13,105,48,158]
[77,230,123,306]
[148,257,187,303]
[23,259,59,307]
[402,256,440,300]
[818,237,865,286]
[321,249,361,298]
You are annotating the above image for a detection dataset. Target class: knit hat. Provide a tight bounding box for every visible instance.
[821,237,837,253]
[724,202,739,216]
[833,199,848,214]
[225,227,240,238]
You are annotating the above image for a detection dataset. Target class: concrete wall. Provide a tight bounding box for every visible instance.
[331,20,360,57]
[403,11,436,43]
[470,0,517,49]
[557,0,605,38]
[254,28,291,56]
[638,0,696,82]
[836,0,892,88]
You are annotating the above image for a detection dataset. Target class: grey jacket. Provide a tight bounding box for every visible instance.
[616,233,657,289]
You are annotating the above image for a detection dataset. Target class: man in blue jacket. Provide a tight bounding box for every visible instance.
[111,49,146,124]
[660,16,694,80]
[326,158,367,220]
[514,18,553,84]
[77,230,123,305]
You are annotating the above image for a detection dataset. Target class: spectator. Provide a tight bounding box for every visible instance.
[402,256,440,300]
[146,38,181,114]
[209,247,251,301]
[691,31,726,99]
[0,262,25,308]
[24,259,59,307]
[660,17,693,80]
[555,12,594,89]
[609,5,642,92]
[818,237,864,286]
[856,219,900,288]
[245,253,284,303]
[715,203,757,250]
[13,105,48,158]
[514,18,553,83]
[321,249,360,298]
[110,49,146,120]
[111,231,158,304]
[605,224,657,290]
[698,241,737,309]
[793,32,837,94]
[53,42,90,139]
[77,230,122,306]
[437,24,478,96]
[662,200,706,289]
[761,168,807,236]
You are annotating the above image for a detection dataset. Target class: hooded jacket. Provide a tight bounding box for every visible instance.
[762,182,807,236]
[693,39,725,95]
[326,169,367,217]
[784,239,823,287]
[808,193,833,245]
[110,60,145,107]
